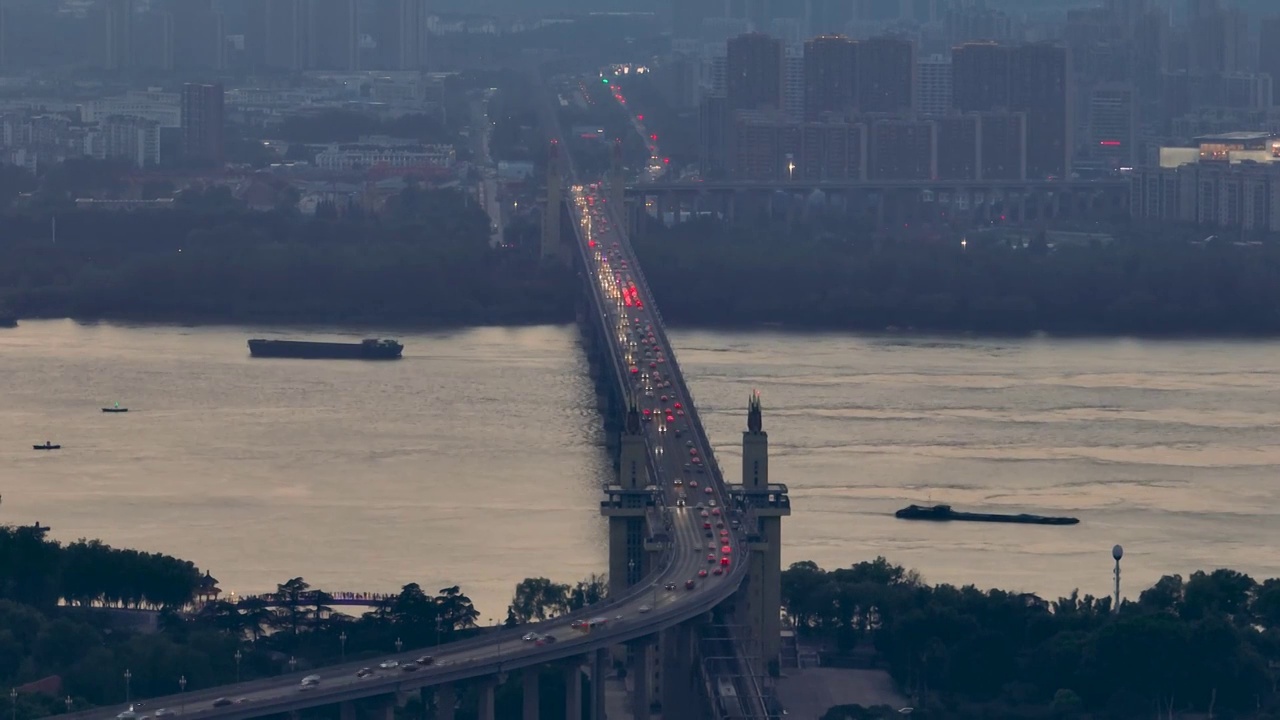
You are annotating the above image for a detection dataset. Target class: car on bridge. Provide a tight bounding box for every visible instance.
[685,580,696,590]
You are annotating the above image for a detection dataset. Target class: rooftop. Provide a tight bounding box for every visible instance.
[1194,132,1272,142]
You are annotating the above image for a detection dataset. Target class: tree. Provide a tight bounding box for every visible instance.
[508,578,570,624]
[271,577,313,635]
[435,586,479,633]
[567,574,608,611]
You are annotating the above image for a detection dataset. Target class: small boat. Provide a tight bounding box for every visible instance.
[102,403,128,413]
[33,442,61,450]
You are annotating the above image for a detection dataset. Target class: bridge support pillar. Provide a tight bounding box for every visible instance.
[339,701,355,720]
[660,623,695,720]
[477,677,497,720]
[436,683,456,720]
[565,662,584,720]
[523,667,540,720]
[592,647,608,720]
[629,639,653,719]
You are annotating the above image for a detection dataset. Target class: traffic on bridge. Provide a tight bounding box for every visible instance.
[57,162,765,720]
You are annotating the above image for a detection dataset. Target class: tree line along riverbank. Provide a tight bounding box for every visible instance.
[4,188,1280,336]
[3,522,1280,719]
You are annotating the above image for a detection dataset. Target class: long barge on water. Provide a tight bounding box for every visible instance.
[895,504,1079,526]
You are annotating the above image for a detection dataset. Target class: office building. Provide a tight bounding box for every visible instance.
[915,54,952,116]
[857,36,913,115]
[181,83,224,166]
[803,35,857,121]
[726,33,782,112]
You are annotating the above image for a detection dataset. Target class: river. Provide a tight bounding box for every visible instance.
[2,320,1278,618]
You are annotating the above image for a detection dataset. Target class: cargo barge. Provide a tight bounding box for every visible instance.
[247,338,403,360]
[894,504,1078,526]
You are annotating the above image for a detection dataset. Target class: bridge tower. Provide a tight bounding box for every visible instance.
[540,139,563,263]
[731,391,791,674]
[608,138,626,211]
[600,401,659,601]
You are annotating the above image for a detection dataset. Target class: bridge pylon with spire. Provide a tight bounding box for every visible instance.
[731,392,791,674]
[540,139,564,264]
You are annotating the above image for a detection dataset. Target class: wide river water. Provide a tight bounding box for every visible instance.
[3,320,1279,618]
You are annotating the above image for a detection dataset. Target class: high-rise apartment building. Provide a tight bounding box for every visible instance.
[98,114,160,167]
[952,41,1071,179]
[782,45,804,120]
[857,35,914,115]
[263,0,305,71]
[952,42,1011,112]
[181,83,224,166]
[915,54,952,116]
[395,0,426,70]
[1261,16,1280,107]
[308,0,357,71]
[104,0,133,71]
[1010,43,1071,179]
[166,0,224,71]
[1088,83,1137,168]
[1186,0,1246,75]
[726,33,783,112]
[803,35,857,120]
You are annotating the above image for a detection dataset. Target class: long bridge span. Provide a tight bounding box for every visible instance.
[53,106,789,720]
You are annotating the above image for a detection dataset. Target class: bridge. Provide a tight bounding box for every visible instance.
[54,105,789,720]
[623,177,1130,227]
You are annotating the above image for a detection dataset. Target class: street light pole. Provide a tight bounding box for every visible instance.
[394,638,403,654]
[339,632,347,662]
[123,669,131,705]
[234,650,242,683]
[178,676,186,716]
[64,696,71,715]
[1112,545,1124,613]
[288,657,297,674]
[10,688,16,720]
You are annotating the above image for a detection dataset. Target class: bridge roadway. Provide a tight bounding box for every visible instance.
[57,190,747,720]
[627,177,1129,192]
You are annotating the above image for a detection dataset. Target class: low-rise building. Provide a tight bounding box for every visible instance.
[313,142,455,171]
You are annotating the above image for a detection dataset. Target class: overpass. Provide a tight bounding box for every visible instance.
[54,129,788,720]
